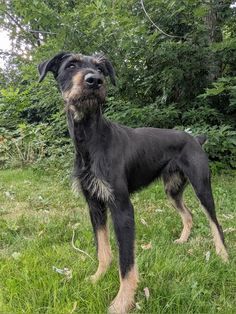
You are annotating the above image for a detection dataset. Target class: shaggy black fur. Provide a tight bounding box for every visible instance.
[38,52,225,280]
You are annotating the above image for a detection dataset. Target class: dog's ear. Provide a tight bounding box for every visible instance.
[104,58,116,86]
[93,54,116,86]
[38,52,71,82]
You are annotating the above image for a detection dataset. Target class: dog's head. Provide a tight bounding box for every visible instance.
[38,52,116,111]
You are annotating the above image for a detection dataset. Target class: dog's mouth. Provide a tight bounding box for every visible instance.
[78,96,103,107]
[67,95,104,107]
[64,92,106,118]
[63,88,105,106]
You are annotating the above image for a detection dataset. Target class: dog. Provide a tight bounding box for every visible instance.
[38,52,228,314]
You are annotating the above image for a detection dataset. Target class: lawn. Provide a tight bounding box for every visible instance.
[0,167,236,314]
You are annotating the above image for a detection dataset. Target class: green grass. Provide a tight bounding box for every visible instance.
[0,167,236,314]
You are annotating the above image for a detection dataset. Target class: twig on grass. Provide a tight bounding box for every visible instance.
[71,228,94,261]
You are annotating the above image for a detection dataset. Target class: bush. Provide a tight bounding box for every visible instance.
[0,122,72,169]
[104,97,180,128]
[0,124,48,168]
[177,124,236,170]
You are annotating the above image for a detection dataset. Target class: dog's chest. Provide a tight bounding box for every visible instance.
[73,156,114,203]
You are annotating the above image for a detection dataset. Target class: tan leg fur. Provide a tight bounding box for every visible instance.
[169,198,193,244]
[174,201,193,243]
[90,226,112,283]
[209,220,229,262]
[108,266,138,314]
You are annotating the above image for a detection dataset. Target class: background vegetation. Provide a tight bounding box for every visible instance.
[0,0,236,170]
[0,1,236,313]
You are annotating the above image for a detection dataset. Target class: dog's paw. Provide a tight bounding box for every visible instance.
[85,273,100,284]
[108,298,134,314]
[174,238,187,244]
[174,238,184,244]
[90,273,100,284]
[108,303,118,314]
[217,247,229,263]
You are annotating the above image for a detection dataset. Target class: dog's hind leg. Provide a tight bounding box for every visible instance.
[179,151,229,262]
[85,195,112,283]
[163,171,193,243]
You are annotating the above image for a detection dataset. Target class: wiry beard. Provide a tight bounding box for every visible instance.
[65,96,104,121]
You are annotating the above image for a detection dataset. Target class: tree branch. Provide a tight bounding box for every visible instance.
[29,30,56,35]
[140,0,184,39]
[0,9,56,47]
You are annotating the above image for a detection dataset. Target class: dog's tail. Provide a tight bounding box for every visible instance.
[195,134,207,146]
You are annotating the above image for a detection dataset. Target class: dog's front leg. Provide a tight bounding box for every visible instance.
[85,195,112,283]
[108,193,138,314]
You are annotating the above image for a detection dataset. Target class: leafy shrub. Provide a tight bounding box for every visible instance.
[198,76,236,126]
[105,97,180,128]
[177,124,236,170]
[0,124,48,168]
[0,121,72,168]
[0,87,23,130]
[182,105,223,125]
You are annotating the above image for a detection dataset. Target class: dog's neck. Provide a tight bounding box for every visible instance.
[66,103,109,154]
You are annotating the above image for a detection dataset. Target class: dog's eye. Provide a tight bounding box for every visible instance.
[97,67,103,74]
[67,63,76,69]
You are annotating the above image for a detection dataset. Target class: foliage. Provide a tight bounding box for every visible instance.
[178,124,236,170]
[105,97,180,128]
[0,124,48,168]
[199,76,236,117]
[0,121,72,169]
[0,0,236,170]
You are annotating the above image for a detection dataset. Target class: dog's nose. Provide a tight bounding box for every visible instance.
[84,73,103,89]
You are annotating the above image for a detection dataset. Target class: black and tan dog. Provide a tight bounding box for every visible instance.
[38,52,228,314]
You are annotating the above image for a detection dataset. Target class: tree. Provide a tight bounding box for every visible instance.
[0,0,236,168]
